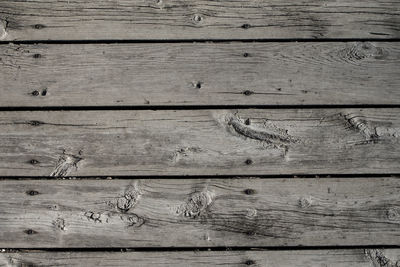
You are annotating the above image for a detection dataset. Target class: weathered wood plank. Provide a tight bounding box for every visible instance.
[0,0,399,40]
[0,177,399,247]
[0,109,399,176]
[1,249,399,266]
[1,42,399,107]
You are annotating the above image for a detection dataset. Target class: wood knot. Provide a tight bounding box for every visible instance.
[386,209,400,221]
[116,185,141,213]
[53,218,66,231]
[241,23,251,29]
[245,158,253,165]
[342,42,387,62]
[243,52,249,57]
[193,14,203,23]
[365,249,400,267]
[172,146,202,163]
[84,211,103,223]
[176,191,214,218]
[124,214,145,228]
[33,53,41,59]
[298,196,313,208]
[246,208,257,219]
[343,114,379,143]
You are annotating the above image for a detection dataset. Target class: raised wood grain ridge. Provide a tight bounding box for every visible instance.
[1,177,400,247]
[0,109,399,176]
[1,42,399,107]
[1,249,400,266]
[0,0,399,40]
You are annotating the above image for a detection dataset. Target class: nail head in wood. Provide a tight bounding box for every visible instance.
[31,90,40,96]
[243,90,254,96]
[26,190,39,196]
[243,188,256,195]
[29,159,40,165]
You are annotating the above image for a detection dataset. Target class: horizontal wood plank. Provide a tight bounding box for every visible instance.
[0,0,399,40]
[1,249,400,266]
[0,109,399,176]
[1,42,400,106]
[0,177,399,247]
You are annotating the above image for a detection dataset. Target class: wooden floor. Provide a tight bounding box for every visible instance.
[0,0,400,266]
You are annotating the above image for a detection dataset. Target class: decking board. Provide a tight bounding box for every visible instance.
[0,0,399,40]
[0,109,399,176]
[0,177,399,247]
[1,42,400,107]
[1,249,399,266]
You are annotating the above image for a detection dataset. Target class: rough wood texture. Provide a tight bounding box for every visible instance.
[0,109,399,176]
[1,42,399,107]
[0,177,400,247]
[1,249,400,266]
[0,0,399,40]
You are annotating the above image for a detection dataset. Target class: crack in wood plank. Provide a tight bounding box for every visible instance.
[227,113,298,150]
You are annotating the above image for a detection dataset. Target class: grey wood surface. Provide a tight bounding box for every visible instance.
[1,249,399,266]
[0,0,399,40]
[0,177,399,248]
[0,109,399,176]
[1,42,399,107]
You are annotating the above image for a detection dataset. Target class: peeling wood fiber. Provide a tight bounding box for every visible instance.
[0,177,399,248]
[365,249,400,267]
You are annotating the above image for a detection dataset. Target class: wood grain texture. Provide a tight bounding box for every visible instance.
[1,177,400,247]
[0,109,399,176]
[1,42,400,107]
[1,249,400,266]
[0,0,399,40]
